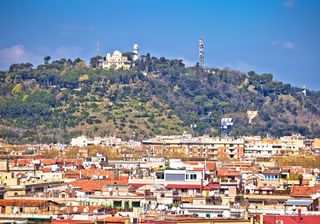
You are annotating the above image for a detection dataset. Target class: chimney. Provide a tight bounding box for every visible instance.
[298,209,302,222]
[259,214,264,224]
[200,178,203,192]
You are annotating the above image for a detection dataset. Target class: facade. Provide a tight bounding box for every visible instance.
[70,135,122,147]
[1,133,320,223]
[244,139,282,157]
[103,50,131,70]
[142,134,245,160]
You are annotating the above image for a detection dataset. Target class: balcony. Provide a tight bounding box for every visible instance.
[219,179,239,185]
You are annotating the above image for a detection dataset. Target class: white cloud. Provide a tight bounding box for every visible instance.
[221,59,256,73]
[180,58,196,67]
[283,0,295,8]
[0,44,84,70]
[58,24,95,36]
[282,41,296,49]
[0,45,28,63]
[0,45,43,69]
[272,40,296,50]
[55,46,83,59]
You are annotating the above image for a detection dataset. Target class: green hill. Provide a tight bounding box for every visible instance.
[0,55,319,144]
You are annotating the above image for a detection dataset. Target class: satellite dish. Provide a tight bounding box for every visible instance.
[73,207,78,213]
[83,207,89,213]
[209,191,215,197]
[150,204,156,210]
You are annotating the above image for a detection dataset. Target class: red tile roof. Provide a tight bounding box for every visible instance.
[65,168,114,179]
[42,167,52,173]
[291,185,320,197]
[166,184,201,189]
[69,177,128,193]
[262,169,281,175]
[57,158,83,166]
[283,166,314,174]
[206,162,216,171]
[203,182,220,190]
[41,159,57,165]
[96,217,130,223]
[0,199,58,207]
[217,169,241,177]
[14,159,32,165]
[130,183,146,188]
[261,215,320,224]
[192,167,204,171]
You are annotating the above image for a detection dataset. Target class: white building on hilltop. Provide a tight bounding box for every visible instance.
[133,44,139,61]
[103,50,131,70]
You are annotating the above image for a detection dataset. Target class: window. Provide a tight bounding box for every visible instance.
[190,174,197,180]
[186,174,189,180]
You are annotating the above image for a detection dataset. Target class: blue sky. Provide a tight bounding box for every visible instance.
[0,0,320,89]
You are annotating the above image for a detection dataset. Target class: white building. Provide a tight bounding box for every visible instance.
[244,139,282,158]
[70,135,122,147]
[133,44,139,61]
[103,50,131,70]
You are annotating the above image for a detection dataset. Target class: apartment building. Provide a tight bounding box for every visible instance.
[142,134,245,160]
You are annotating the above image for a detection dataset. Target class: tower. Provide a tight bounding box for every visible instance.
[199,37,205,67]
[96,41,100,56]
[133,44,139,61]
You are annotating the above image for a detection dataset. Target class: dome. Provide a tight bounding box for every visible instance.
[113,50,122,57]
[133,44,139,50]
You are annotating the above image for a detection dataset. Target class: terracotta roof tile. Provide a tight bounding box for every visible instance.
[69,177,128,193]
[0,199,58,207]
[291,185,320,197]
[217,169,241,177]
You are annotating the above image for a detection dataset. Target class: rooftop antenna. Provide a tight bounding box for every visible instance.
[199,37,205,67]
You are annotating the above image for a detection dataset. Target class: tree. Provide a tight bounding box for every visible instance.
[64,147,79,158]
[75,60,87,70]
[173,85,180,94]
[42,147,60,159]
[79,74,89,82]
[44,56,51,65]
[12,84,23,95]
[90,55,103,68]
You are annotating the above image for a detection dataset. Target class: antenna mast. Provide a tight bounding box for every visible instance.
[199,37,205,67]
[96,41,100,56]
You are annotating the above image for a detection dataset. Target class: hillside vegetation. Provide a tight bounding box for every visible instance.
[0,55,319,144]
